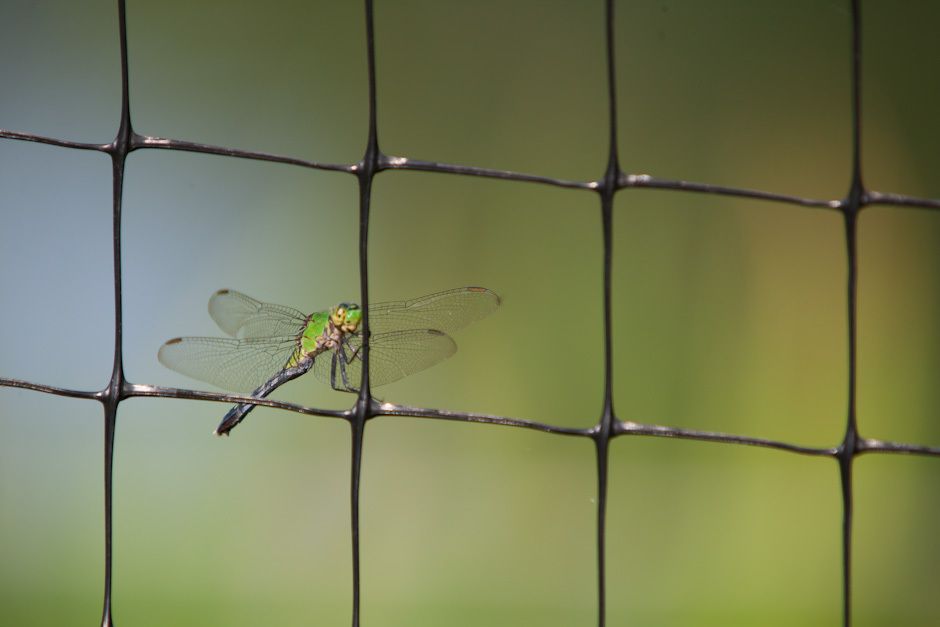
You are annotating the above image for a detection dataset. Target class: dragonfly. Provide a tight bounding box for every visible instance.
[158,287,500,436]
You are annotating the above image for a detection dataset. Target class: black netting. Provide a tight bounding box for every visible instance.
[1,1,938,625]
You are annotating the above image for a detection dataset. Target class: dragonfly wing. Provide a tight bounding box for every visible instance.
[368,287,500,335]
[311,329,457,391]
[158,335,299,392]
[208,289,309,339]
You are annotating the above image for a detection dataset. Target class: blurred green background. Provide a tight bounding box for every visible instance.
[1,1,938,626]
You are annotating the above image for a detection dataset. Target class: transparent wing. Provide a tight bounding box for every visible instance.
[312,329,457,391]
[158,335,299,393]
[368,287,500,335]
[208,289,309,339]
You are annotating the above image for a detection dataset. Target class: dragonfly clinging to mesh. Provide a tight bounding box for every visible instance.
[158,287,501,436]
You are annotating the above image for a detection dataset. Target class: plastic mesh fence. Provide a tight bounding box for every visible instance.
[1,1,939,626]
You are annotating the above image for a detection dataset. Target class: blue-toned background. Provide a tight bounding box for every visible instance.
[1,1,938,626]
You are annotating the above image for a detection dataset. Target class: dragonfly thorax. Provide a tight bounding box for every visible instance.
[322,316,347,347]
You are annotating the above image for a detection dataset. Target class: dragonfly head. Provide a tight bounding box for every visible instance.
[331,302,362,333]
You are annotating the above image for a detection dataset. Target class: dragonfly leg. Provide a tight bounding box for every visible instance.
[347,340,362,363]
[337,341,353,391]
[329,352,339,391]
[326,335,359,392]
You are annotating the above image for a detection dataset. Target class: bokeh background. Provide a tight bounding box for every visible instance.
[1,1,938,626]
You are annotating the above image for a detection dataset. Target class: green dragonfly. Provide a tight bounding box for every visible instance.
[158,287,500,436]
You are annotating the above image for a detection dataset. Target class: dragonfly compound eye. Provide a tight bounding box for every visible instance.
[342,304,362,331]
